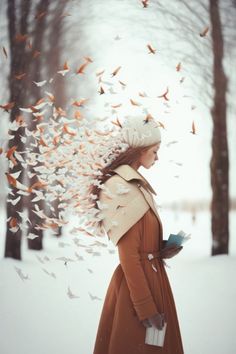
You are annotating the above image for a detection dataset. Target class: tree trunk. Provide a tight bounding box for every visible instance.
[209,0,229,255]
[45,0,68,237]
[26,0,50,250]
[5,0,31,260]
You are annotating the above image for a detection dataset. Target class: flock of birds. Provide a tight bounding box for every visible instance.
[0,0,210,295]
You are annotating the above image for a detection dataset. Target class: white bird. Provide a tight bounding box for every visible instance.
[27,232,39,240]
[92,251,101,257]
[115,183,130,195]
[67,286,80,299]
[35,255,44,264]
[58,241,71,248]
[14,266,29,281]
[42,268,56,279]
[74,252,84,261]
[33,80,47,87]
[88,292,102,301]
[44,256,50,262]
[55,256,75,263]
[7,196,21,206]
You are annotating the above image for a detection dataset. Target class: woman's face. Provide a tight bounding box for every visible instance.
[139,142,161,169]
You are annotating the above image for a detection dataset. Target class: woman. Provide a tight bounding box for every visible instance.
[92,115,184,354]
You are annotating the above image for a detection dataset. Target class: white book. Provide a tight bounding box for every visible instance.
[145,322,167,347]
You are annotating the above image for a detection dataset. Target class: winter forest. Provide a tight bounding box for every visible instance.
[0,0,236,353]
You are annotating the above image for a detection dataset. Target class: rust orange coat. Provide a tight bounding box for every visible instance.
[93,166,184,354]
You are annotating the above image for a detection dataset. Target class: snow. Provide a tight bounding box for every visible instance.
[1,208,236,354]
[0,1,236,353]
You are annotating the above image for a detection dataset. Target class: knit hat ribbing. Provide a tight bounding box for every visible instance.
[120,115,161,148]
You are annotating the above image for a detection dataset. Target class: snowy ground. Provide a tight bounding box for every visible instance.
[1,207,236,354]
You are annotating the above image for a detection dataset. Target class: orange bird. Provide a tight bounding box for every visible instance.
[14,73,26,80]
[111,103,122,108]
[28,181,47,193]
[157,121,166,129]
[157,87,169,101]
[200,26,209,37]
[176,62,181,72]
[14,33,28,42]
[6,145,17,166]
[111,66,121,77]
[190,121,196,134]
[98,86,105,95]
[72,98,88,107]
[96,69,105,77]
[147,44,156,54]
[32,50,41,58]
[142,0,149,8]
[0,101,15,112]
[76,61,89,74]
[6,173,17,187]
[111,118,122,128]
[74,110,83,120]
[35,11,47,20]
[130,99,141,106]
[139,91,147,97]
[63,61,69,70]
[119,80,126,88]
[84,56,93,63]
[9,217,18,228]
[144,113,153,123]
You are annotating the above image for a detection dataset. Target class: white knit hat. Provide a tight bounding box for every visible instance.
[119,115,161,148]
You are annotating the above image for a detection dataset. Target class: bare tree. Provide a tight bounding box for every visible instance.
[4,0,68,258]
[5,0,31,260]
[44,0,68,238]
[26,0,50,250]
[209,0,229,255]
[155,0,232,255]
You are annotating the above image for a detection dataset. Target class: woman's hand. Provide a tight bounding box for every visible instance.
[142,313,165,330]
[160,245,183,259]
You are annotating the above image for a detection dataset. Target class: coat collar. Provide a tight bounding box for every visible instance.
[112,164,157,196]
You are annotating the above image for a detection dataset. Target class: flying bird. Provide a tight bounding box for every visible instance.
[200,26,209,37]
[88,292,102,301]
[14,266,29,281]
[2,46,8,59]
[14,73,26,80]
[130,99,141,106]
[76,61,89,74]
[157,87,169,101]
[35,11,47,20]
[42,268,56,279]
[0,101,15,112]
[190,121,196,134]
[147,43,156,54]
[67,287,80,299]
[111,118,122,128]
[176,62,181,72]
[141,0,149,7]
[98,86,105,95]
[111,66,121,77]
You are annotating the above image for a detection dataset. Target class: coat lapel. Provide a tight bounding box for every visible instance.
[112,164,163,237]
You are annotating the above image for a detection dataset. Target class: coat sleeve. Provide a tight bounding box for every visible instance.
[117,212,159,321]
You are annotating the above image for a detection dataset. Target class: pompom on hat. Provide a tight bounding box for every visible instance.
[119,114,161,148]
